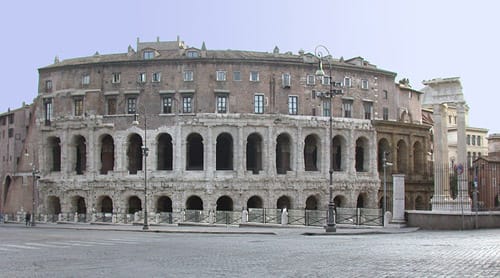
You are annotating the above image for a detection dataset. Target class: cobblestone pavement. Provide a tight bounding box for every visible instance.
[0,224,498,277]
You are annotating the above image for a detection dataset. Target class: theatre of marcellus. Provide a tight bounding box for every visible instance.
[0,37,433,224]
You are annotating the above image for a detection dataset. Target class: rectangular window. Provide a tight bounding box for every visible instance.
[477,136,481,146]
[184,70,194,81]
[143,50,155,60]
[8,114,14,124]
[107,98,117,115]
[472,135,476,145]
[250,71,259,82]
[74,98,84,116]
[112,72,121,84]
[127,97,137,114]
[254,95,264,114]
[45,80,52,90]
[288,96,298,115]
[8,128,13,138]
[361,79,369,90]
[383,90,388,99]
[216,71,227,81]
[344,77,352,87]
[282,73,291,88]
[138,72,146,83]
[82,74,90,85]
[162,96,173,114]
[0,117,5,126]
[322,99,331,117]
[187,51,199,58]
[216,95,228,113]
[363,102,373,120]
[306,75,315,85]
[44,98,52,125]
[342,100,352,118]
[467,134,471,145]
[383,107,389,120]
[233,71,241,81]
[182,96,193,113]
[152,72,161,82]
[322,76,331,85]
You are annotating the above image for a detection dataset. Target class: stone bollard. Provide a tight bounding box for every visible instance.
[241,210,248,224]
[4,214,9,222]
[281,208,288,225]
[181,210,186,222]
[91,213,96,222]
[112,214,117,223]
[134,212,140,223]
[384,211,393,227]
[44,214,48,223]
[74,212,78,223]
[155,213,160,224]
[58,213,63,222]
[209,210,214,224]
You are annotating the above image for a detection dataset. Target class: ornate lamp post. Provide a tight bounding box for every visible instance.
[133,108,149,231]
[382,152,393,220]
[315,45,343,233]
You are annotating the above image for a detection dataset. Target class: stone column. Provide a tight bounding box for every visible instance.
[391,174,406,224]
[267,125,276,176]
[206,125,214,178]
[237,126,245,176]
[456,102,472,209]
[431,104,451,210]
[296,126,303,177]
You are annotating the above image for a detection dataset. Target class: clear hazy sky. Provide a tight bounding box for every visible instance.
[1,0,498,133]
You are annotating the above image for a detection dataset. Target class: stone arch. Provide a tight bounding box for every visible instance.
[355,136,369,172]
[304,134,320,171]
[157,133,173,170]
[216,195,233,211]
[186,195,203,210]
[186,133,204,170]
[378,138,391,172]
[47,136,61,172]
[276,133,292,174]
[397,139,408,174]
[277,195,292,209]
[71,135,86,175]
[70,195,86,214]
[100,134,115,174]
[46,196,61,215]
[216,133,233,170]
[127,133,143,174]
[333,195,346,208]
[246,133,263,174]
[413,141,424,174]
[97,195,113,213]
[127,196,142,214]
[156,196,173,213]
[3,176,12,207]
[356,193,367,208]
[305,195,319,210]
[332,135,346,171]
[247,195,263,209]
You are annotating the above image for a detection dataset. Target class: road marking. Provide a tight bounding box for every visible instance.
[3,244,40,250]
[67,240,115,246]
[0,247,16,252]
[25,242,68,248]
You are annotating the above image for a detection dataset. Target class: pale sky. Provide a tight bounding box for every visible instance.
[1,0,499,133]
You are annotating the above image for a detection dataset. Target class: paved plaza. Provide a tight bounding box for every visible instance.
[0,223,498,277]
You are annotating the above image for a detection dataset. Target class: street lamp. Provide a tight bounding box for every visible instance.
[24,151,40,226]
[132,108,149,231]
[315,45,343,233]
[382,151,393,219]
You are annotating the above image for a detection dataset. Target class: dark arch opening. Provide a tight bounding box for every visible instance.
[157,196,173,213]
[186,133,204,170]
[216,133,233,170]
[157,133,173,170]
[305,195,318,210]
[186,195,203,210]
[276,133,292,174]
[3,176,12,206]
[73,135,86,175]
[98,196,113,213]
[304,135,318,171]
[128,196,142,214]
[216,195,233,211]
[277,195,291,209]
[47,196,61,215]
[127,133,143,174]
[100,134,115,174]
[356,194,365,208]
[246,133,263,174]
[247,195,263,209]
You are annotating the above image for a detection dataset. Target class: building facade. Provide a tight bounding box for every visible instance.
[1,38,432,222]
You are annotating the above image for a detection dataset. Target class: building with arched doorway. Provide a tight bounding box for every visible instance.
[0,38,433,223]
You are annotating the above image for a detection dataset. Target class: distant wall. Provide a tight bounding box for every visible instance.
[406,210,500,230]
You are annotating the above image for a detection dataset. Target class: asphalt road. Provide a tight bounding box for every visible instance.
[0,225,498,277]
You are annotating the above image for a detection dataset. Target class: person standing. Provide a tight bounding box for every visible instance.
[25,212,31,227]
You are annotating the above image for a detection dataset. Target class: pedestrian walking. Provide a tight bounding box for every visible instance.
[25,212,31,226]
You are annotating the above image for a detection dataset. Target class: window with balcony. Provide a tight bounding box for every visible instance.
[363,102,373,120]
[342,100,352,118]
[74,98,84,116]
[162,96,173,114]
[182,96,193,113]
[383,107,389,120]
[322,99,330,117]
[127,97,137,114]
[216,95,228,113]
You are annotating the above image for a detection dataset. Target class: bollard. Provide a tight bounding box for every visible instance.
[155,213,160,224]
[74,212,78,223]
[281,208,288,225]
[241,210,248,224]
